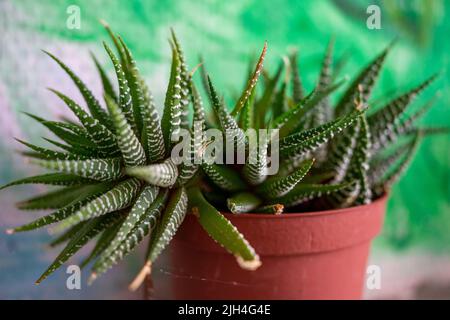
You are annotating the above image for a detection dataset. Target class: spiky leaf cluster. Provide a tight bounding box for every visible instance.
[2,28,446,291]
[197,38,445,215]
[2,26,260,290]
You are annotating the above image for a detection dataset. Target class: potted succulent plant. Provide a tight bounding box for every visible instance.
[2,24,445,299]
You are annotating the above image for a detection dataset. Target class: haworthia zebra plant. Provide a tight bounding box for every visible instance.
[198,38,446,216]
[2,26,446,292]
[1,25,259,291]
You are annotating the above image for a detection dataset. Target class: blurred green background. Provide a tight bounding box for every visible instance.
[0,0,449,299]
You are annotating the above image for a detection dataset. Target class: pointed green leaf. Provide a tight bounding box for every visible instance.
[280,109,363,159]
[53,178,141,232]
[95,185,159,262]
[139,78,166,163]
[91,189,168,279]
[207,77,246,150]
[257,159,314,198]
[117,36,146,135]
[327,121,360,183]
[11,194,99,233]
[369,74,437,131]
[275,79,345,137]
[50,89,119,155]
[161,47,182,150]
[176,83,205,186]
[35,211,124,284]
[126,158,178,187]
[23,113,96,150]
[90,52,118,102]
[276,182,352,208]
[15,138,85,160]
[49,222,88,247]
[239,86,257,131]
[103,42,137,133]
[231,42,267,116]
[147,187,188,263]
[370,75,437,151]
[374,132,421,193]
[290,50,305,103]
[368,141,412,185]
[227,192,262,214]
[335,44,390,116]
[256,62,283,127]
[242,131,268,185]
[170,29,191,129]
[272,81,288,119]
[347,116,372,205]
[187,188,260,270]
[80,218,124,269]
[41,137,98,158]
[202,163,246,192]
[32,157,123,181]
[17,182,115,211]
[104,94,147,167]
[43,51,112,128]
[0,173,95,190]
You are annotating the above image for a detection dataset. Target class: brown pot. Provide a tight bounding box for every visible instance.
[152,195,387,300]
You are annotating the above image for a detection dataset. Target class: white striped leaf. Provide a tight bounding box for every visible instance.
[35,211,124,284]
[17,182,115,211]
[50,89,119,155]
[170,29,190,129]
[126,158,178,187]
[347,116,372,205]
[91,189,169,279]
[202,163,246,192]
[95,185,159,262]
[104,94,147,167]
[256,159,314,199]
[146,187,188,263]
[335,44,390,117]
[280,109,363,159]
[290,50,304,103]
[32,158,123,181]
[208,77,246,151]
[103,42,137,133]
[227,192,262,214]
[161,47,182,150]
[0,173,95,190]
[53,178,142,232]
[231,42,267,116]
[118,36,145,135]
[176,83,205,186]
[275,182,352,208]
[44,51,112,128]
[15,138,87,161]
[139,77,166,163]
[91,52,118,102]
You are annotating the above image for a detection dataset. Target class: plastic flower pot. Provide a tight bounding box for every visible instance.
[151,194,387,300]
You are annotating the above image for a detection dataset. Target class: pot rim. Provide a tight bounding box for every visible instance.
[221,193,388,219]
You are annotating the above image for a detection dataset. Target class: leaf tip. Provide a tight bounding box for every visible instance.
[87,272,97,286]
[129,261,152,292]
[99,19,109,28]
[235,255,261,271]
[191,206,200,218]
[273,204,284,215]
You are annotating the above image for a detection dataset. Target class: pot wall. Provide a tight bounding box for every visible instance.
[152,195,387,300]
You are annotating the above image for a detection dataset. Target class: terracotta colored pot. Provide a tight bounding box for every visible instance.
[152,195,387,300]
